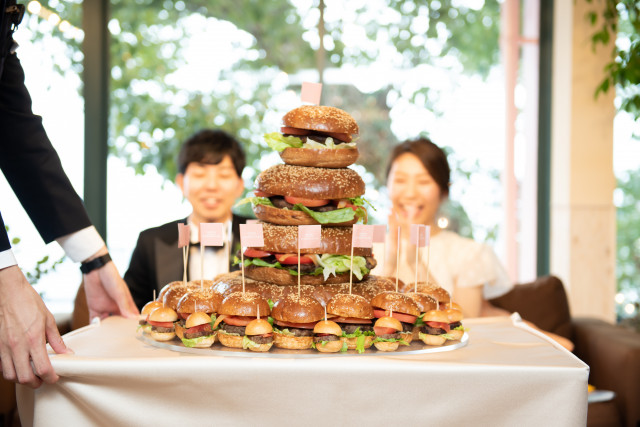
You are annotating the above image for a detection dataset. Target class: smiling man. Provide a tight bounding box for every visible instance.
[124,129,247,309]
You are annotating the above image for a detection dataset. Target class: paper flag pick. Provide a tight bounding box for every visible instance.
[246,219,260,225]
[410,224,430,247]
[301,81,322,105]
[352,224,374,248]
[178,223,190,248]
[200,223,224,247]
[298,225,321,249]
[372,224,387,243]
[240,223,264,247]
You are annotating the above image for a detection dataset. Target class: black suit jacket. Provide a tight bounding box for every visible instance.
[0,53,92,252]
[124,214,248,309]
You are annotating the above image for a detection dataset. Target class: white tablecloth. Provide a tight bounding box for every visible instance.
[17,315,588,427]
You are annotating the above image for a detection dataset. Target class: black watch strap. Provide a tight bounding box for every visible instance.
[80,253,111,274]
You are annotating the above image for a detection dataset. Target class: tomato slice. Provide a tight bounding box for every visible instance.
[323,131,352,143]
[284,196,330,207]
[374,326,397,336]
[223,316,255,326]
[148,320,175,328]
[275,320,316,329]
[185,323,212,334]
[275,253,314,264]
[281,126,311,136]
[330,317,373,324]
[373,309,417,324]
[244,248,272,258]
[426,321,451,332]
[254,189,272,198]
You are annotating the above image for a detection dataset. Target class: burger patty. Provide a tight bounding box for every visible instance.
[151,326,174,333]
[449,321,462,329]
[401,322,414,333]
[276,327,314,337]
[340,323,373,334]
[221,323,246,335]
[184,329,212,339]
[422,325,447,335]
[247,335,273,344]
[270,196,338,212]
[377,332,401,340]
[313,335,340,343]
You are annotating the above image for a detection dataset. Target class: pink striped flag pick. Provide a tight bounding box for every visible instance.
[298,225,321,249]
[352,224,374,248]
[240,223,264,247]
[177,223,190,248]
[372,224,387,243]
[301,82,322,105]
[410,224,430,247]
[200,223,224,247]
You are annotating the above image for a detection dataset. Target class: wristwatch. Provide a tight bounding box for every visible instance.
[80,253,112,274]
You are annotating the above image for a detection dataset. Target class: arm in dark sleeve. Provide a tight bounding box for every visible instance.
[124,231,155,310]
[0,53,92,244]
[0,211,10,252]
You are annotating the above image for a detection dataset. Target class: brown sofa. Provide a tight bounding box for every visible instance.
[490,275,640,427]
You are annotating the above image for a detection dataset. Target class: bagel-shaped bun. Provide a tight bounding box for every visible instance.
[371,292,421,317]
[253,203,358,227]
[271,295,324,324]
[280,146,359,168]
[255,164,364,200]
[252,222,372,257]
[326,293,374,319]
[273,334,313,350]
[282,105,359,136]
[245,265,367,286]
[218,292,270,317]
[217,332,244,348]
[404,292,438,313]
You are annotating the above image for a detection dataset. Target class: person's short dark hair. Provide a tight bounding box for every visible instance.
[177,129,246,176]
[386,137,450,197]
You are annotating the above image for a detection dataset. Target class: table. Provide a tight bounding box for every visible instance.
[17,315,588,427]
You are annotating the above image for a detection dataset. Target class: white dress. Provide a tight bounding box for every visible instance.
[371,230,513,300]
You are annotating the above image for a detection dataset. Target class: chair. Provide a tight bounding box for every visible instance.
[490,276,640,427]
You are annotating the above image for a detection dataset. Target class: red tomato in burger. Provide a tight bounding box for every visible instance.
[330,317,372,324]
[254,190,272,198]
[275,320,316,329]
[223,316,255,326]
[275,253,315,264]
[185,323,212,334]
[374,326,397,336]
[373,309,417,324]
[280,126,311,136]
[322,131,352,143]
[148,320,175,328]
[243,248,271,258]
[426,321,451,333]
[284,196,330,207]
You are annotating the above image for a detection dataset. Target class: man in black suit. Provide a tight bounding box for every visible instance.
[0,2,138,389]
[125,129,249,309]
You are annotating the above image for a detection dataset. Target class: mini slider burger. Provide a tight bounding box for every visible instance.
[264,105,360,168]
[271,295,324,350]
[243,317,274,352]
[180,312,216,348]
[217,292,271,349]
[326,293,375,353]
[373,316,406,352]
[174,288,224,339]
[312,320,346,353]
[240,222,376,286]
[147,307,178,342]
[419,308,465,345]
[242,164,369,227]
[138,300,164,333]
[371,291,421,344]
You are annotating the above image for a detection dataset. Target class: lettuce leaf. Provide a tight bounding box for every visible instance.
[373,336,409,346]
[304,138,357,150]
[414,313,425,327]
[317,254,369,281]
[273,328,295,336]
[264,133,303,152]
[181,334,214,348]
[242,335,261,350]
[293,204,359,224]
[419,332,454,341]
[234,196,273,208]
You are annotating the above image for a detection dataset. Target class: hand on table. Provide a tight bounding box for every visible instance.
[0,265,71,388]
[83,255,139,321]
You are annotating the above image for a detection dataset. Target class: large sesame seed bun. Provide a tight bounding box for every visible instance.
[255,164,364,200]
[405,281,450,304]
[371,291,421,317]
[218,292,270,317]
[282,105,359,136]
[251,222,372,257]
[326,293,374,319]
[271,295,324,324]
[176,288,224,315]
[404,292,438,313]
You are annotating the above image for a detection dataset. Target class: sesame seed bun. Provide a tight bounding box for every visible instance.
[371,291,421,317]
[404,292,438,313]
[283,105,359,136]
[176,289,224,316]
[218,292,270,317]
[326,293,374,319]
[271,295,324,324]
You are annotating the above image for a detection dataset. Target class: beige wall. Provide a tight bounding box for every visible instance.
[550,0,616,321]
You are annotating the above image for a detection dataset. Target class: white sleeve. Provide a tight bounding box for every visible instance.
[0,249,18,270]
[55,226,105,263]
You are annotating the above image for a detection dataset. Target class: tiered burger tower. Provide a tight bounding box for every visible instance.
[214,105,394,304]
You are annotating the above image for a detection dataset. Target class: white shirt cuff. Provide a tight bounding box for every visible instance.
[0,249,18,270]
[55,226,105,263]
